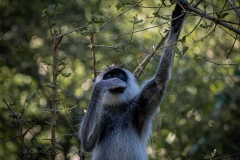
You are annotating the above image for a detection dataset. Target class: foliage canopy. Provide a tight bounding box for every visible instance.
[0,0,240,159]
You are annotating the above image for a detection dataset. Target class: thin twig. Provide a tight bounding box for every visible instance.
[226,21,240,59]
[99,0,143,29]
[120,53,146,67]
[103,21,169,40]
[218,25,235,38]
[3,99,17,117]
[151,4,163,23]
[63,104,77,133]
[1,135,19,144]
[133,12,186,78]
[136,4,171,9]
[133,32,169,78]
[3,99,27,159]
[206,6,240,17]
[55,24,89,39]
[228,0,240,18]
[198,55,240,65]
[184,17,203,37]
[192,23,217,43]
[55,1,143,39]
[56,133,76,140]
[193,0,204,8]
[89,35,97,78]
[184,3,240,34]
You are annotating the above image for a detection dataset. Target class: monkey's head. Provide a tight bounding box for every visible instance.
[95,64,140,106]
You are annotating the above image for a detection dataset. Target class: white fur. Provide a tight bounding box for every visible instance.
[92,122,148,160]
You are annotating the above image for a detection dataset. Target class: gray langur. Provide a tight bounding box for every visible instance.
[79,0,187,159]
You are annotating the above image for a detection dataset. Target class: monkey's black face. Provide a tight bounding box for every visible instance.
[103,68,128,94]
[103,68,128,82]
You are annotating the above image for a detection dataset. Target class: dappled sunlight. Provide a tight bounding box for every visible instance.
[81,79,92,91]
[194,113,202,122]
[147,146,153,155]
[166,132,176,144]
[75,88,84,97]
[158,148,167,157]
[208,120,215,127]
[186,86,198,95]
[206,50,214,59]
[193,46,201,54]
[1,0,240,159]
[202,76,209,83]
[39,97,47,107]
[29,36,44,49]
[14,73,32,86]
[70,154,80,160]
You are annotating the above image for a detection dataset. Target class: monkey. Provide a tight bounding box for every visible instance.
[79,0,187,159]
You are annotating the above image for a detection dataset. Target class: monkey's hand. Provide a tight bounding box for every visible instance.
[171,0,188,34]
[95,78,127,94]
[173,0,188,17]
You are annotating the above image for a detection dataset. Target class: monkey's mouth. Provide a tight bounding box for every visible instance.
[109,87,126,94]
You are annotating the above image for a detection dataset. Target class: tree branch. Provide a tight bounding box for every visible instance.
[184,3,240,34]
[228,0,240,18]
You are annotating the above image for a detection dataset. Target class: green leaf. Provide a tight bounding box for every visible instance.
[161,0,167,6]
[173,46,181,55]
[56,3,63,13]
[56,144,63,150]
[164,29,169,33]
[80,25,99,36]
[42,9,49,17]
[115,2,123,11]
[61,72,71,77]
[47,4,55,12]
[91,15,105,23]
[161,15,170,20]
[216,13,221,19]
[128,15,143,24]
[20,109,25,115]
[45,83,54,88]
[25,91,37,104]
[182,46,189,54]
[41,61,51,65]
[221,12,229,18]
[199,24,206,29]
[153,12,160,18]
[115,0,132,11]
[181,36,187,43]
[113,44,125,52]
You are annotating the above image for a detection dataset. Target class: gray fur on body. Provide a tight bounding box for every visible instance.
[79,1,186,159]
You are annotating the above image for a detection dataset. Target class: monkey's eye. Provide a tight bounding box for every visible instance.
[107,74,112,79]
[117,73,124,78]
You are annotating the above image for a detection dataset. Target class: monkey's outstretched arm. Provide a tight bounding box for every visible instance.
[80,78,127,152]
[137,0,187,124]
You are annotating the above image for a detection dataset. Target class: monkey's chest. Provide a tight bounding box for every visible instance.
[94,124,147,160]
[99,119,134,143]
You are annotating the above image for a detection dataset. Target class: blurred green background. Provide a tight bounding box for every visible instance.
[0,0,240,159]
